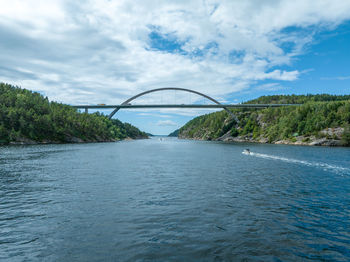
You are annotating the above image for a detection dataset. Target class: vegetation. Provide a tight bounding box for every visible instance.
[245,94,350,104]
[168,129,179,137]
[179,94,350,146]
[0,83,147,144]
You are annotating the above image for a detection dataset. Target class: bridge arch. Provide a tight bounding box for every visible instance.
[108,87,237,121]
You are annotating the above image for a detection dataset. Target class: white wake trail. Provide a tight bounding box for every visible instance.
[243,152,350,175]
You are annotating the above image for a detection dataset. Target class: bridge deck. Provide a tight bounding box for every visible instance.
[72,104,300,109]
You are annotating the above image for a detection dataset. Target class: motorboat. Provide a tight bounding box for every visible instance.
[242,149,251,155]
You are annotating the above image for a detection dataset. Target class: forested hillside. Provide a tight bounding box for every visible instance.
[168,129,179,137]
[179,95,350,146]
[245,94,350,104]
[0,83,147,144]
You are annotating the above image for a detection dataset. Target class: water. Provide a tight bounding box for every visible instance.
[1,138,350,261]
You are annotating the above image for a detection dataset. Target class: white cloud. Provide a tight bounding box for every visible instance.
[156,120,178,126]
[0,0,350,107]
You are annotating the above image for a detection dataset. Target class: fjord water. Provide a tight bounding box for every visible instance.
[1,138,350,261]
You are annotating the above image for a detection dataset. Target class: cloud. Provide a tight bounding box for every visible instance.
[0,0,350,107]
[156,120,178,126]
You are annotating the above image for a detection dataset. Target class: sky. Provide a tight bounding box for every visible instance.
[0,0,350,135]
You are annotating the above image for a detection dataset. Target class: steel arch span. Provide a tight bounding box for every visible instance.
[108,87,238,121]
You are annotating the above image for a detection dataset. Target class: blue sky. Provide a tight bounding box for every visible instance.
[1,0,350,134]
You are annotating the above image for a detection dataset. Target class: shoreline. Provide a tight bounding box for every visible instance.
[178,135,348,147]
[0,136,149,146]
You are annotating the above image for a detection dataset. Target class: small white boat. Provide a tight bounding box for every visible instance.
[242,149,251,155]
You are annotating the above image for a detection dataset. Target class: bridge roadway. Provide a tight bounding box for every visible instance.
[72,104,300,110]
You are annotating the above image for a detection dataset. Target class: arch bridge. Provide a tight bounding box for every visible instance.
[71,87,299,120]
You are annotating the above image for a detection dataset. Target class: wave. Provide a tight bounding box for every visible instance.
[243,152,350,175]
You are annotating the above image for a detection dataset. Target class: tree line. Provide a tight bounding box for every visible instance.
[0,83,147,144]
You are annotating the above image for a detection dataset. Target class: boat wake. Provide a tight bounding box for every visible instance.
[243,151,350,175]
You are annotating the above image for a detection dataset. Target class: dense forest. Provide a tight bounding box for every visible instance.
[245,94,350,104]
[178,94,350,146]
[0,83,147,144]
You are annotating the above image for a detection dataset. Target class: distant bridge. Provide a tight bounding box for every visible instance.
[71,87,300,120]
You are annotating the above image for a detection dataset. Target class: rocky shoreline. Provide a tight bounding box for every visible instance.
[179,127,347,147]
[179,135,345,146]
[217,134,343,147]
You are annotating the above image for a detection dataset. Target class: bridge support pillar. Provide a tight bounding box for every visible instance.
[85,107,88,114]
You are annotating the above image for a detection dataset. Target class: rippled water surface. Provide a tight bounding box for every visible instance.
[1,138,350,261]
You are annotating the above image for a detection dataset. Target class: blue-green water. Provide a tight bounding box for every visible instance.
[1,138,350,261]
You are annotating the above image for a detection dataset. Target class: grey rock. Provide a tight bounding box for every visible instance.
[320,127,344,139]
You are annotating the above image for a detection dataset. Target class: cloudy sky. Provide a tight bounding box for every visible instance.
[1,0,350,134]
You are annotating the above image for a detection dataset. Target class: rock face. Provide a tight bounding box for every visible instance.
[9,137,37,145]
[309,138,342,146]
[217,133,256,143]
[199,129,346,147]
[320,127,344,139]
[64,136,85,143]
